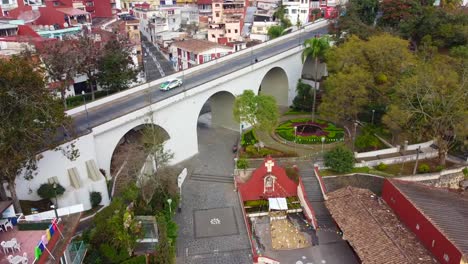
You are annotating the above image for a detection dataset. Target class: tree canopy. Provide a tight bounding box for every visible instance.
[0,55,72,211]
[233,90,279,132]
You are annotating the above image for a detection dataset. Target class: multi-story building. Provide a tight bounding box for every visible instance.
[0,0,18,16]
[84,0,121,18]
[120,0,159,10]
[170,38,232,70]
[134,5,198,43]
[282,0,310,26]
[111,18,142,66]
[208,0,246,43]
[197,0,212,27]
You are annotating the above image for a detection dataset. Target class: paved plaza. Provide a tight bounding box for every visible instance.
[175,114,252,264]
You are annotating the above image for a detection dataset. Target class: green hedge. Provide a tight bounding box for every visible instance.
[275,119,345,144]
[66,90,115,108]
[241,130,258,147]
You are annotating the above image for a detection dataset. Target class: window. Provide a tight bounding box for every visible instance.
[432,240,435,247]
[211,34,215,38]
[228,29,231,33]
[3,0,9,4]
[190,53,196,62]
[203,54,211,62]
[415,224,420,230]
[284,9,289,14]
[53,1,59,6]
[301,10,307,13]
[215,3,220,7]
[216,12,220,17]
[133,26,138,30]
[291,9,297,14]
[234,29,238,33]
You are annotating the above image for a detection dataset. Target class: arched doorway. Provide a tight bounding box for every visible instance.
[259,67,289,107]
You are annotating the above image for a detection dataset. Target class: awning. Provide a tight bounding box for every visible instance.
[56,8,89,16]
[269,198,288,211]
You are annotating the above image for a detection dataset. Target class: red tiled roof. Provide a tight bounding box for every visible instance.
[171,39,231,53]
[325,187,436,264]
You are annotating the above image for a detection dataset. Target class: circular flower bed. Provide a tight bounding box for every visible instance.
[275,118,345,144]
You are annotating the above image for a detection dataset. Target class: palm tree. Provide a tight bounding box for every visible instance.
[302,37,330,121]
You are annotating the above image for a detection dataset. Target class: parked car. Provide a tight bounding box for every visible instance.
[160,78,182,91]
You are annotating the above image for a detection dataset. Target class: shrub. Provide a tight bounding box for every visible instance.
[90,192,102,208]
[418,163,430,173]
[37,183,65,200]
[462,167,468,178]
[435,165,445,172]
[237,158,249,170]
[241,130,258,147]
[375,163,388,171]
[324,146,355,173]
[285,166,299,183]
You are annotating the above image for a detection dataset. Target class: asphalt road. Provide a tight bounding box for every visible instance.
[71,25,329,135]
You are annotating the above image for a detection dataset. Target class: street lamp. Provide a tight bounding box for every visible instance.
[371,109,375,125]
[51,183,59,219]
[50,205,59,220]
[321,136,325,153]
[294,126,297,155]
[167,198,172,214]
[82,91,90,130]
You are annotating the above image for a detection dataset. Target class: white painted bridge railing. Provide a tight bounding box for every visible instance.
[66,19,329,116]
[22,204,84,221]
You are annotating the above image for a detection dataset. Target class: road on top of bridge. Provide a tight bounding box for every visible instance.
[70,24,329,136]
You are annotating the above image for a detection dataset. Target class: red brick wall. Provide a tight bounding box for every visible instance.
[382,180,462,264]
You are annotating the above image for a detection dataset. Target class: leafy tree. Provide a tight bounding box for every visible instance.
[0,55,73,212]
[318,65,371,122]
[324,146,355,173]
[274,5,292,28]
[383,55,467,165]
[267,25,285,40]
[292,79,313,111]
[233,90,279,132]
[97,36,138,92]
[379,0,422,28]
[353,0,380,25]
[40,39,81,109]
[76,32,103,101]
[302,37,330,121]
[154,214,173,264]
[37,183,65,200]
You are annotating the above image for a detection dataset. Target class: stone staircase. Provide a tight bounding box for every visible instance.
[299,166,337,230]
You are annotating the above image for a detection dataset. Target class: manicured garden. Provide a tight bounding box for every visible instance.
[275,118,345,144]
[239,130,294,158]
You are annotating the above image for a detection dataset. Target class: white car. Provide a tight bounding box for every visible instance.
[159,78,183,91]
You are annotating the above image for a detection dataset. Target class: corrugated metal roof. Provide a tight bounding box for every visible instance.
[391,180,468,257]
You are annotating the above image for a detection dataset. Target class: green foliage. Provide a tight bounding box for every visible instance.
[275,118,345,144]
[90,192,102,208]
[463,168,468,179]
[324,146,355,173]
[267,25,285,39]
[274,5,292,28]
[435,165,445,172]
[97,37,138,92]
[418,163,430,173]
[99,243,130,263]
[37,183,65,200]
[285,166,299,183]
[233,90,279,132]
[121,255,146,264]
[66,90,116,108]
[0,54,73,212]
[241,130,258,146]
[154,213,176,264]
[292,79,313,111]
[353,0,380,25]
[236,158,249,170]
[375,163,388,171]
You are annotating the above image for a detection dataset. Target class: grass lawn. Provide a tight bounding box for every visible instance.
[283,110,311,115]
[319,158,455,178]
[378,158,454,176]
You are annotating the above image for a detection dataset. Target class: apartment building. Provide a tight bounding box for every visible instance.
[170,38,232,70]
[208,0,246,43]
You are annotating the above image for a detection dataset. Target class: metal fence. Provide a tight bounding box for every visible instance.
[68,241,87,264]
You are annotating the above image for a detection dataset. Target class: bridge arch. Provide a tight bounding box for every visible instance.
[301,56,327,81]
[197,90,237,131]
[258,67,289,107]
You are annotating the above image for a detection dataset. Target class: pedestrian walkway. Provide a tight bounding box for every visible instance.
[141,36,175,82]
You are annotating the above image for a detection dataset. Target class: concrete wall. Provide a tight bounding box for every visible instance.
[260,67,292,107]
[210,91,238,130]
